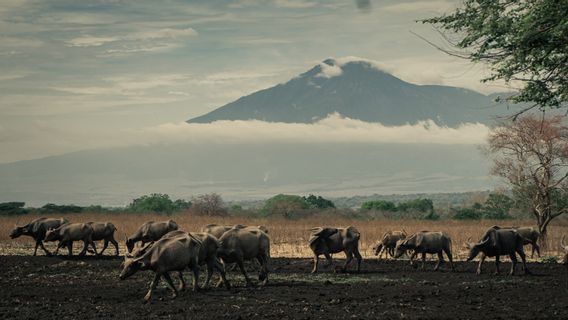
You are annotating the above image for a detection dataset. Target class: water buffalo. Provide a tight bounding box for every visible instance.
[87,222,119,256]
[491,226,540,258]
[10,217,68,256]
[130,230,231,290]
[372,230,407,259]
[466,227,530,275]
[561,235,567,267]
[201,224,269,239]
[309,226,362,273]
[216,226,270,287]
[394,231,454,271]
[120,232,202,303]
[45,223,98,257]
[126,220,178,253]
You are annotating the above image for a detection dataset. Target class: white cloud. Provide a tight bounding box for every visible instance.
[168,91,190,97]
[316,62,343,78]
[128,28,198,40]
[66,36,119,47]
[138,113,489,145]
[65,28,197,51]
[0,114,490,163]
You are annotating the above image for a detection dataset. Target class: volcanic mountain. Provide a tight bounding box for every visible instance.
[188,57,506,126]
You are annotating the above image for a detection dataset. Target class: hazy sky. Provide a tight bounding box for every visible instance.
[0,0,507,164]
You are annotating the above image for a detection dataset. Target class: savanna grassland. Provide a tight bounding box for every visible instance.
[2,213,567,259]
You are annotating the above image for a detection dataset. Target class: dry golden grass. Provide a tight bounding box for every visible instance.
[2,213,567,260]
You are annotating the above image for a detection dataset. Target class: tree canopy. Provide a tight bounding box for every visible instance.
[423,0,568,111]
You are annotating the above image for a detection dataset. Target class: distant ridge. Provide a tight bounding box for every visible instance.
[188,57,509,126]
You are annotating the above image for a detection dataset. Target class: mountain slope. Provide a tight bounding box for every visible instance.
[188,58,507,126]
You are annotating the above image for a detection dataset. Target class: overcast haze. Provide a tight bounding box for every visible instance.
[0,0,514,164]
[0,1,514,205]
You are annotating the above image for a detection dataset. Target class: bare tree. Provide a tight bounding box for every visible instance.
[487,115,568,246]
[191,193,228,216]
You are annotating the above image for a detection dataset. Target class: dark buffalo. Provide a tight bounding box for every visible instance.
[10,217,68,256]
[466,227,531,275]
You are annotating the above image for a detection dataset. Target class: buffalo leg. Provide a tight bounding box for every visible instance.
[494,256,500,275]
[257,253,269,286]
[162,272,179,299]
[409,251,417,268]
[517,249,530,275]
[90,241,98,256]
[79,240,89,256]
[476,254,486,275]
[444,247,455,271]
[434,252,443,271]
[37,240,52,256]
[311,254,319,274]
[144,274,160,304]
[508,253,517,275]
[342,250,353,272]
[203,262,214,289]
[68,241,74,256]
[110,238,119,256]
[324,252,333,267]
[236,259,253,287]
[54,241,65,256]
[100,240,109,256]
[191,264,200,291]
[532,243,540,258]
[213,258,231,290]
[177,271,186,291]
[377,246,386,259]
[354,247,362,272]
[421,252,427,270]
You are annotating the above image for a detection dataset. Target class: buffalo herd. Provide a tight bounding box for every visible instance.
[9,217,568,303]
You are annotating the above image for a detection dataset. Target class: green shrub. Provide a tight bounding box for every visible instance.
[262,194,309,218]
[303,194,335,209]
[41,203,83,214]
[452,207,482,220]
[128,193,176,214]
[0,202,28,215]
[361,200,397,212]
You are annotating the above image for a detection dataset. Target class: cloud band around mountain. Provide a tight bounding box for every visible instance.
[139,113,489,145]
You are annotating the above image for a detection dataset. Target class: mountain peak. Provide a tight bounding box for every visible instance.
[187,57,503,126]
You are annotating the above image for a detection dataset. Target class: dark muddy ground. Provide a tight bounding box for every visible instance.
[0,255,567,319]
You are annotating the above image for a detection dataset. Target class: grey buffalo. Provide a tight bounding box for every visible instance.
[131,230,231,290]
[394,231,454,271]
[87,222,119,256]
[372,230,407,259]
[10,217,68,256]
[491,226,541,257]
[217,226,270,287]
[126,220,178,253]
[309,226,362,273]
[119,232,202,304]
[201,224,269,239]
[45,223,98,257]
[466,227,531,275]
[561,235,567,267]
